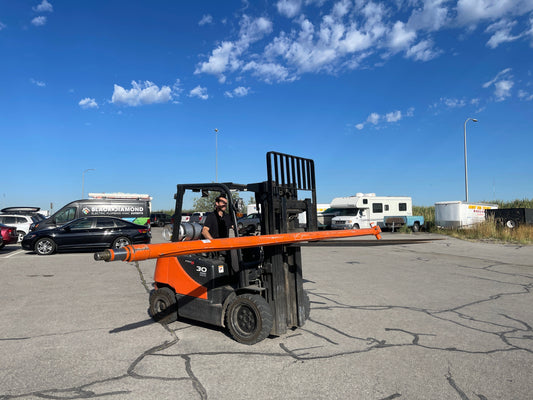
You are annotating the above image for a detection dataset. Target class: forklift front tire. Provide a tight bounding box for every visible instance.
[149,287,178,324]
[226,294,273,345]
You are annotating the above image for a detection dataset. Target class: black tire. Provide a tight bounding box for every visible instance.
[35,237,56,255]
[17,231,26,243]
[412,222,420,232]
[157,221,165,227]
[505,219,517,229]
[112,236,131,248]
[0,242,5,250]
[149,287,178,324]
[226,294,273,345]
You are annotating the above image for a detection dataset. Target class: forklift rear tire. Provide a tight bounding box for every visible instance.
[226,294,273,345]
[149,287,178,324]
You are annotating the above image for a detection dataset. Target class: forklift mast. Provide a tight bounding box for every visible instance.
[248,151,318,335]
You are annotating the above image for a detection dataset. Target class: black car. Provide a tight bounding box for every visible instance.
[21,216,151,256]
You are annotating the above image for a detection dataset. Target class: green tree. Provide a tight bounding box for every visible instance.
[193,191,244,212]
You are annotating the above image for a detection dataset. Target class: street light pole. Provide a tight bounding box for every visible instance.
[82,168,95,199]
[463,118,478,203]
[214,128,218,182]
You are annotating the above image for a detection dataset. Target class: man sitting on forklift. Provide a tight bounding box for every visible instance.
[201,194,233,240]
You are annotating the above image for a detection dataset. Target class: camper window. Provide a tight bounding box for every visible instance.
[399,203,407,211]
[372,203,383,213]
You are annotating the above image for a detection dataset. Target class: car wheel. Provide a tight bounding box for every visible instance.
[237,222,243,231]
[226,294,273,345]
[17,231,26,242]
[112,237,131,248]
[157,221,165,227]
[35,238,56,256]
[412,222,420,232]
[149,287,178,324]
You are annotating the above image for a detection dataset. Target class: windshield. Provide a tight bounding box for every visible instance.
[328,208,357,216]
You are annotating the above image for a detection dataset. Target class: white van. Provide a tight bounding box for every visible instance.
[331,193,412,229]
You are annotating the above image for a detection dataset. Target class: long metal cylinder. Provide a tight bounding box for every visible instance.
[94,225,382,263]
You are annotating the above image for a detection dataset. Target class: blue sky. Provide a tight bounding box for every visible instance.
[1,0,532,213]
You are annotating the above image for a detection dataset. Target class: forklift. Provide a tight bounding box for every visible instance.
[95,152,381,344]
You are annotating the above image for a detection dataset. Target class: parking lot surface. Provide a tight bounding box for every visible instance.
[1,230,532,399]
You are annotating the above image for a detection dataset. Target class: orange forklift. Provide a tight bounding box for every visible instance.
[95,152,381,344]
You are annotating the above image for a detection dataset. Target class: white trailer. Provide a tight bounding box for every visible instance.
[330,193,412,229]
[435,201,498,228]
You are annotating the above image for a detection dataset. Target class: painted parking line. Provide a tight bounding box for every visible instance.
[2,249,26,258]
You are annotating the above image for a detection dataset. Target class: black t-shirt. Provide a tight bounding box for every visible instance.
[203,211,232,239]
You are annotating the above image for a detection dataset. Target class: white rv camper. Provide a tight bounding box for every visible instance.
[330,193,412,229]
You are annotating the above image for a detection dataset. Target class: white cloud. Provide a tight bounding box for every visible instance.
[494,79,514,101]
[406,39,441,61]
[195,15,273,81]
[356,107,414,130]
[367,112,380,125]
[385,110,402,122]
[224,86,251,98]
[442,97,466,108]
[31,16,47,26]
[482,67,512,88]
[199,14,213,26]
[242,61,294,83]
[30,78,46,87]
[456,0,533,26]
[33,0,53,13]
[79,98,98,109]
[189,85,209,100]
[485,19,522,48]
[389,21,416,51]
[407,0,449,31]
[0,21,6,31]
[482,68,514,100]
[194,0,532,86]
[111,81,173,106]
[276,0,302,18]
[518,90,533,101]
[195,41,236,78]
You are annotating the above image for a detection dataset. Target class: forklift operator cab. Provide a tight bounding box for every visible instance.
[149,152,316,345]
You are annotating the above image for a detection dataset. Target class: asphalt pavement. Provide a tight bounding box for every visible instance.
[0,229,532,399]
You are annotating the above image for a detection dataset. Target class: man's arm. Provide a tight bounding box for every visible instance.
[202,225,214,240]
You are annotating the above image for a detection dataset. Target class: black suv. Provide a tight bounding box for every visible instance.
[150,213,172,227]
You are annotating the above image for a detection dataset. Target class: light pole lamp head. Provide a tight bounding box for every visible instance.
[472,118,478,122]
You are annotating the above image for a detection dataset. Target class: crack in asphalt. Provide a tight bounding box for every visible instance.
[2,252,531,399]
